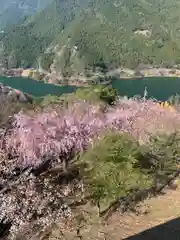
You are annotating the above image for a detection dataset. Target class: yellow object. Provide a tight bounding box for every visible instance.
[21,69,33,77]
[164,101,169,108]
[157,101,175,112]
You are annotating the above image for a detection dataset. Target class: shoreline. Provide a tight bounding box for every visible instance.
[107,67,180,80]
[117,75,180,80]
[2,66,180,86]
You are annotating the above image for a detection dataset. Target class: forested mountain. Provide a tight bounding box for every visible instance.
[0,0,51,30]
[1,0,180,75]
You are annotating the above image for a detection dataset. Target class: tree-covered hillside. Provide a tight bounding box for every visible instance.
[0,0,51,30]
[1,0,180,73]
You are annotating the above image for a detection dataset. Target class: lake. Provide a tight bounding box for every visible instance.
[0,76,77,97]
[1,76,180,101]
[112,77,180,101]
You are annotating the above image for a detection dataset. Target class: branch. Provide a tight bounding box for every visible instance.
[100,169,180,220]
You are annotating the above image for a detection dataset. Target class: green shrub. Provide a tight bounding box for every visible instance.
[40,94,63,107]
[76,131,180,210]
[77,132,153,209]
[40,53,55,71]
[139,133,180,176]
[73,88,101,102]
[40,86,118,108]
[72,86,118,105]
[99,87,118,105]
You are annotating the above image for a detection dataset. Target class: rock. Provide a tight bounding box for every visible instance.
[0,85,3,93]
[31,71,41,80]
[21,69,33,78]
[1,86,9,94]
[0,83,32,104]
[18,93,28,103]
[7,90,18,101]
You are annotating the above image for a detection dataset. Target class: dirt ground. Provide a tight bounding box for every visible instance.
[43,180,180,240]
[104,186,180,239]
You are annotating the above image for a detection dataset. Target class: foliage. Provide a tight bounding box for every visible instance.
[1,97,180,238]
[40,94,63,106]
[63,88,103,104]
[0,0,51,30]
[2,97,180,171]
[1,0,87,68]
[39,90,99,107]
[98,86,118,105]
[140,133,180,175]
[40,86,118,107]
[2,0,180,72]
[77,132,153,207]
[71,85,118,105]
[76,131,180,209]
[40,52,55,70]
[168,94,180,106]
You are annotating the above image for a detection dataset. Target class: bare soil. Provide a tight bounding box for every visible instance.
[104,185,180,239]
[42,180,180,240]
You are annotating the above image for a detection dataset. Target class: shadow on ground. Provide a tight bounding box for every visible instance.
[124,217,180,240]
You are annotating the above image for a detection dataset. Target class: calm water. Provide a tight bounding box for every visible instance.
[1,76,180,101]
[0,76,77,97]
[112,77,180,101]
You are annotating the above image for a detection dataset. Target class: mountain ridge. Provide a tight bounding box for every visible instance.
[1,0,180,80]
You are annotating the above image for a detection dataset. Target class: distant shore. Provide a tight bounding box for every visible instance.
[2,66,180,86]
[107,67,180,79]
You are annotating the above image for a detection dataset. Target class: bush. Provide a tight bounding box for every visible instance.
[39,86,118,108]
[77,132,153,208]
[40,53,55,71]
[99,86,118,105]
[69,88,101,103]
[40,94,64,107]
[73,86,118,105]
[139,133,180,176]
[77,131,180,209]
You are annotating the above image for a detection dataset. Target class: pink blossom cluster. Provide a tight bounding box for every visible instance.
[2,102,105,168]
[2,99,180,168]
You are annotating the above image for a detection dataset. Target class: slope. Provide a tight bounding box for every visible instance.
[2,0,180,73]
[0,0,51,30]
[42,183,180,239]
[0,0,89,68]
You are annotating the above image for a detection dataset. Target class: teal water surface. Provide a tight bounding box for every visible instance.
[1,76,180,101]
[112,77,180,101]
[0,76,77,97]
